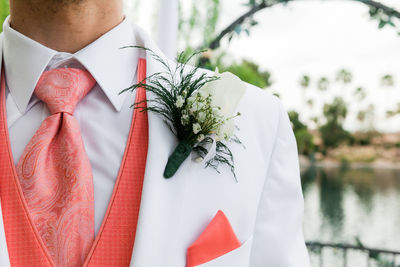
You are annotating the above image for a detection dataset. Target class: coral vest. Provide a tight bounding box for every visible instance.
[0,58,149,266]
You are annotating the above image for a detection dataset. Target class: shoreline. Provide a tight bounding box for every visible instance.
[299,155,400,170]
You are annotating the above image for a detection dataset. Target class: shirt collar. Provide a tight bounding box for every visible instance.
[3,15,139,113]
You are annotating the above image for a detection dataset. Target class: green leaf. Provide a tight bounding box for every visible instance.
[369,7,378,17]
[248,0,256,7]
[234,25,242,34]
[387,20,395,27]
[378,20,387,29]
[250,20,259,26]
[228,33,234,42]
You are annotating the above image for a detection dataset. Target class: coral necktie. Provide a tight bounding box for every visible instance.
[16,68,97,267]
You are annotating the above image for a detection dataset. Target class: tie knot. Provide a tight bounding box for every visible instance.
[34,68,96,115]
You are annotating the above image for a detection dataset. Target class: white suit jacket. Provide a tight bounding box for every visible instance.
[0,23,310,267]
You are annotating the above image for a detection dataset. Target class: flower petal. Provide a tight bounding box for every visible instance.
[200,72,246,118]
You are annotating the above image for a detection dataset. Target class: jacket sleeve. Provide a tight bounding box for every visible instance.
[249,97,310,267]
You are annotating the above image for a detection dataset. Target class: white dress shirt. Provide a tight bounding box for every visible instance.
[2,15,140,235]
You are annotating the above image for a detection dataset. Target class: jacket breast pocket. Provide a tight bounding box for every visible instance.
[196,236,253,267]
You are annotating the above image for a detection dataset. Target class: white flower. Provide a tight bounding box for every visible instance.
[199,71,246,119]
[192,123,202,134]
[212,106,222,117]
[198,70,246,141]
[181,114,190,125]
[175,96,185,108]
[187,96,196,105]
[216,119,235,141]
[197,134,205,142]
[189,102,200,115]
[197,112,207,122]
[195,156,204,163]
[199,90,209,100]
[196,101,205,110]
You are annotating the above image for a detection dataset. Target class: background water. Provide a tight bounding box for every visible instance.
[302,166,400,267]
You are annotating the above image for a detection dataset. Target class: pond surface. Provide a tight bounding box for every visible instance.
[302,166,400,267]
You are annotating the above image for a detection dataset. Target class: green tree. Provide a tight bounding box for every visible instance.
[178,0,220,56]
[387,103,400,118]
[288,111,314,155]
[319,97,351,149]
[317,77,329,91]
[336,69,352,85]
[0,0,9,32]
[381,74,394,87]
[353,87,367,101]
[299,75,310,88]
[215,59,272,88]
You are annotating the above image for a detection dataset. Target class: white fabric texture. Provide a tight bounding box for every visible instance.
[250,99,310,266]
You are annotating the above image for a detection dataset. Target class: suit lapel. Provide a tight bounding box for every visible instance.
[129,25,192,267]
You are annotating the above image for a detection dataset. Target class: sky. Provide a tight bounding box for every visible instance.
[221,0,400,133]
[127,0,400,132]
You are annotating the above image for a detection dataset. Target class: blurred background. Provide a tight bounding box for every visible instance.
[1,0,400,266]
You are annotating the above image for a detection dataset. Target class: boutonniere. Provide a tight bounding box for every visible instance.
[121,46,246,180]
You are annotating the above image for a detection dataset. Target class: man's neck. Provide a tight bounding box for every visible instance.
[9,0,124,53]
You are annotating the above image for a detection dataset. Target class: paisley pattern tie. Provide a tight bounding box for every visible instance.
[15,68,97,267]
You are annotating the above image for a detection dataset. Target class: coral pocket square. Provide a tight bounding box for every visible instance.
[186,210,241,267]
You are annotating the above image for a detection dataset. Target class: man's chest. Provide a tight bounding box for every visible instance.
[5,84,137,234]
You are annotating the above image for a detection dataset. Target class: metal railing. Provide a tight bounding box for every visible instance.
[306,241,400,267]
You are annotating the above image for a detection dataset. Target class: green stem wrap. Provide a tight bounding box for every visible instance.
[163,141,193,178]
